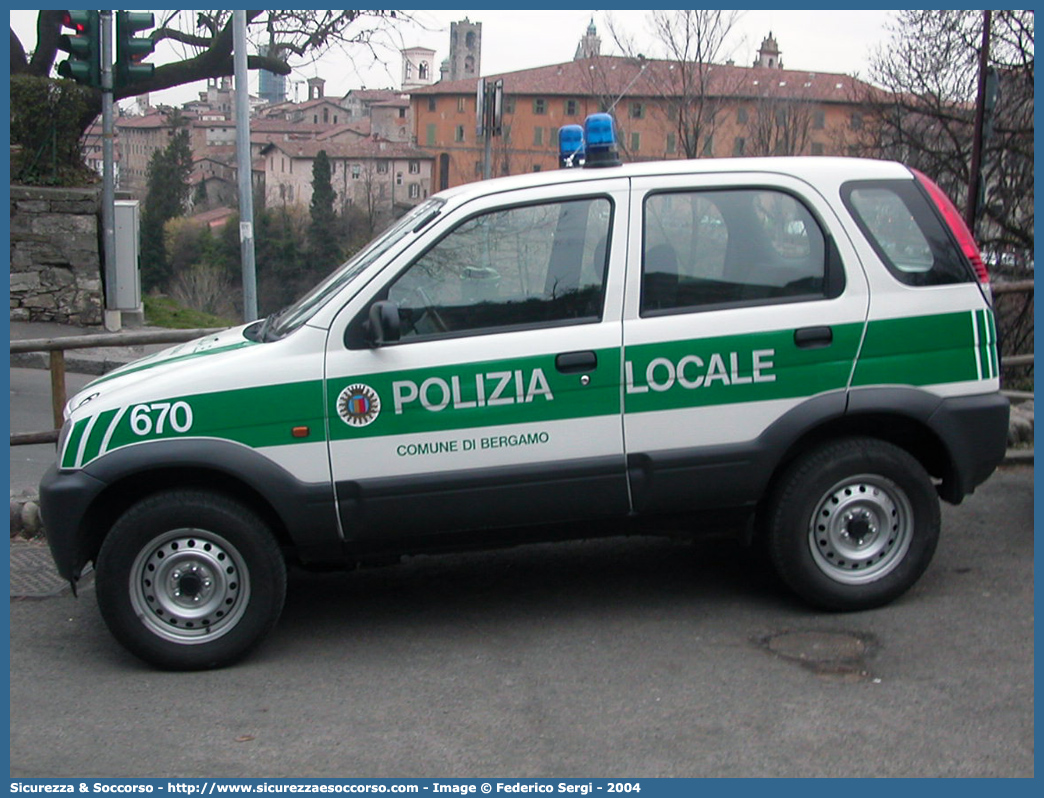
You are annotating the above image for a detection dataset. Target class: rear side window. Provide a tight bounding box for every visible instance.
[843,180,974,287]
[642,188,832,315]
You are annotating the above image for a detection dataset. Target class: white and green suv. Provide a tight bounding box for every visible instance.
[41,134,1009,669]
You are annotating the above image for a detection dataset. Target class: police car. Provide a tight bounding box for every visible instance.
[40,114,1010,670]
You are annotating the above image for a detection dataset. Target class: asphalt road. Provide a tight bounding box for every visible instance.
[10,367,94,494]
[8,465,1034,778]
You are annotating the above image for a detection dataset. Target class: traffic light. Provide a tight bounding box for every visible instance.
[115,10,156,89]
[57,10,101,88]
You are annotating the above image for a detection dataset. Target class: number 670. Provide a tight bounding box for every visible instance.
[129,401,194,436]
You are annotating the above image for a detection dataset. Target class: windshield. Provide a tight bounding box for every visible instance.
[264,198,444,339]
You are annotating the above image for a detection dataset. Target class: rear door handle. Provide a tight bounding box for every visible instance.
[794,326,833,349]
[556,350,598,374]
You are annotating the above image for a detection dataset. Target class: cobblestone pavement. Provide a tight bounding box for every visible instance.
[9,539,93,599]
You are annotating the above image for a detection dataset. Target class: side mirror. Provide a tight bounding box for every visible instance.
[366,300,401,347]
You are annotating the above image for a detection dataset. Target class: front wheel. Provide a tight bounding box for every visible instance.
[766,438,940,611]
[96,490,286,670]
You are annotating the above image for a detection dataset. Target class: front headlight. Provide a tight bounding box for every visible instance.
[64,391,99,419]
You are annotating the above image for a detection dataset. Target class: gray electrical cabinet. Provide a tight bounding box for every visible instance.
[113,199,142,311]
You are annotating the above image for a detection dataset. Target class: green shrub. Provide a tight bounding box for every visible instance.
[10,75,98,186]
[144,295,236,329]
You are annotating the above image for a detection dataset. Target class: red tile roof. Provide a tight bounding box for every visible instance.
[262,137,433,161]
[412,55,879,104]
[316,121,372,140]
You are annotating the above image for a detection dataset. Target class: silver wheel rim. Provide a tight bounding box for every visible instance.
[808,474,914,585]
[129,528,250,644]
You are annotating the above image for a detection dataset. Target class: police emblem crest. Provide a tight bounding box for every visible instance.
[336,384,381,427]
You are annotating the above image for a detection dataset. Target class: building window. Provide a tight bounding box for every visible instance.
[396,172,403,185]
[409,183,420,199]
[630,102,644,119]
[455,125,465,142]
[409,161,420,174]
[419,62,429,81]
[733,137,746,156]
[457,96,467,113]
[851,112,864,131]
[630,132,641,152]
[351,164,360,179]
[504,97,516,114]
[426,123,436,146]
[813,110,825,130]
[533,127,544,146]
[533,98,547,115]
[398,107,407,119]
[565,99,579,116]
[377,162,388,174]
[532,165,542,172]
[702,135,713,156]
[428,97,437,112]
[666,133,676,154]
[475,161,483,176]
[811,142,824,156]
[736,107,748,124]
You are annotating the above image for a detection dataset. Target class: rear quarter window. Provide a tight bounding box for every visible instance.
[842,180,975,287]
[641,188,835,315]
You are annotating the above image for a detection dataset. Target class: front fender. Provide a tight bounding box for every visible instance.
[40,439,341,583]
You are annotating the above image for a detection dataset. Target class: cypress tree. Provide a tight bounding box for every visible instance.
[308,150,342,269]
[140,112,194,291]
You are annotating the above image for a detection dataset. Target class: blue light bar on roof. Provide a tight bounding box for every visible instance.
[558,124,584,168]
[583,113,621,168]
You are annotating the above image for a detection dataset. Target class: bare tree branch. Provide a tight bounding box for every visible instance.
[857,10,1033,253]
[10,9,404,127]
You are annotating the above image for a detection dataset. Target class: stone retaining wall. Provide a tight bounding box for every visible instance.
[10,185,103,325]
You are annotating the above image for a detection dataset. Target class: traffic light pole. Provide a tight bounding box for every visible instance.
[100,9,119,331]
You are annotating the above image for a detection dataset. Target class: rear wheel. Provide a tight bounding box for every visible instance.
[766,438,940,611]
[96,490,286,670]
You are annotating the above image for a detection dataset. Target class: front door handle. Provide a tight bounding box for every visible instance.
[556,350,598,374]
[794,326,833,349]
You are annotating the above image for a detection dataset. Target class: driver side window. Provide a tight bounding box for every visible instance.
[387,197,612,339]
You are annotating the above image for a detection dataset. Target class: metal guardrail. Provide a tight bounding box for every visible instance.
[10,328,223,446]
[992,280,1034,295]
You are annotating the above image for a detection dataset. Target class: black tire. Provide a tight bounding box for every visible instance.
[766,437,940,611]
[95,490,287,670]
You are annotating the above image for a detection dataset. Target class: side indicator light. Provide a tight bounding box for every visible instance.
[291,426,310,438]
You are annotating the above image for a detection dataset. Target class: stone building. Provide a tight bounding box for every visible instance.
[402,47,436,92]
[411,34,881,191]
[259,137,433,221]
[448,18,482,82]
